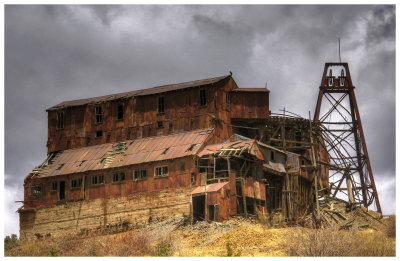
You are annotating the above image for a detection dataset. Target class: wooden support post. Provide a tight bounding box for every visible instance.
[314,172,320,220]
[346,169,354,204]
[213,157,216,179]
[242,178,247,218]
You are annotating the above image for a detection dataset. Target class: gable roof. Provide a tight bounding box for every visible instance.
[29,129,213,179]
[47,75,231,111]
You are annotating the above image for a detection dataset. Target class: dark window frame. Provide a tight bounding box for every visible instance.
[112,172,126,183]
[71,178,83,189]
[51,182,58,191]
[117,103,124,120]
[157,121,164,129]
[56,111,65,130]
[95,105,103,124]
[225,92,231,111]
[199,89,207,107]
[133,169,147,180]
[155,166,169,177]
[30,185,42,195]
[158,96,165,114]
[92,174,104,185]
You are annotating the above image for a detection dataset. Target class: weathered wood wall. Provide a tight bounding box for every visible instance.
[20,187,191,240]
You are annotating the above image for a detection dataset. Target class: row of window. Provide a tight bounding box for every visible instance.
[56,90,209,129]
[30,166,170,195]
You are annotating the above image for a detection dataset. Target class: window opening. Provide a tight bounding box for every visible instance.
[96,130,103,137]
[270,151,275,161]
[157,121,164,129]
[31,186,42,195]
[71,178,82,189]
[95,105,103,123]
[158,96,165,113]
[56,111,64,130]
[225,92,230,110]
[155,166,168,177]
[51,182,58,191]
[199,89,207,106]
[113,172,125,183]
[133,169,147,180]
[92,175,104,185]
[117,104,124,120]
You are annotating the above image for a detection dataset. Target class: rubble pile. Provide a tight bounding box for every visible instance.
[299,196,384,230]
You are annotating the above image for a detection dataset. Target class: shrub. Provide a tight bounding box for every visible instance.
[4,234,19,251]
[48,247,58,257]
[285,226,395,257]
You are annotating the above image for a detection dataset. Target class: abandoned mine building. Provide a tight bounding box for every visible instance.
[19,73,330,239]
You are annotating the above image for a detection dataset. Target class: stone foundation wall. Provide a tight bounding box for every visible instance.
[19,187,190,240]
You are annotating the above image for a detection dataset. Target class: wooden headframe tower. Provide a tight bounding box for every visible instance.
[314,62,382,213]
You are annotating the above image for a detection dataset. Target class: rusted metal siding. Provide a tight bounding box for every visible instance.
[24,157,195,209]
[41,129,212,178]
[46,76,239,153]
[229,90,269,119]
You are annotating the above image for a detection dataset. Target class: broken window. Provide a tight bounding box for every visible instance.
[112,172,125,183]
[71,178,82,189]
[133,169,147,180]
[158,96,165,113]
[92,175,104,185]
[31,186,42,195]
[155,166,168,177]
[96,130,103,137]
[95,105,103,123]
[56,111,64,130]
[199,89,207,106]
[51,182,57,191]
[225,92,231,111]
[157,121,164,129]
[117,104,124,120]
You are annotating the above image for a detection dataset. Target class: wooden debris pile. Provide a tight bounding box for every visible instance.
[299,196,384,230]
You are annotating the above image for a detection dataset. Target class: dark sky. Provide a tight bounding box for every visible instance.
[4,5,396,236]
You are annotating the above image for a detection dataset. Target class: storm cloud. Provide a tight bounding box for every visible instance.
[4,5,395,236]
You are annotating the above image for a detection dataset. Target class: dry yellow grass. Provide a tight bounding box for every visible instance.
[5,217,396,257]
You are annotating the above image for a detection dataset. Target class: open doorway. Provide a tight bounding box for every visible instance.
[192,195,205,222]
[59,181,65,200]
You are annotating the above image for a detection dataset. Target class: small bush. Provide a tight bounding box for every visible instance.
[4,234,19,251]
[225,241,242,257]
[47,247,58,257]
[285,226,395,256]
[155,241,173,257]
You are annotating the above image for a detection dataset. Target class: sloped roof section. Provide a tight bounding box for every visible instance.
[230,88,270,93]
[30,129,213,178]
[47,75,230,111]
[197,140,266,161]
[191,182,230,195]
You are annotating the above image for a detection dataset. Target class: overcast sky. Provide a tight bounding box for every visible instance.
[4,5,396,236]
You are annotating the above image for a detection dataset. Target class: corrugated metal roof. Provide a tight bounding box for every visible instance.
[197,140,266,161]
[47,75,230,111]
[231,88,270,92]
[191,182,229,195]
[32,129,213,178]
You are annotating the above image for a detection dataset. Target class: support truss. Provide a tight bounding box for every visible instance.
[314,62,381,213]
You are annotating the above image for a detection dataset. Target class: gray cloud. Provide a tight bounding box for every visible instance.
[4,5,395,235]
